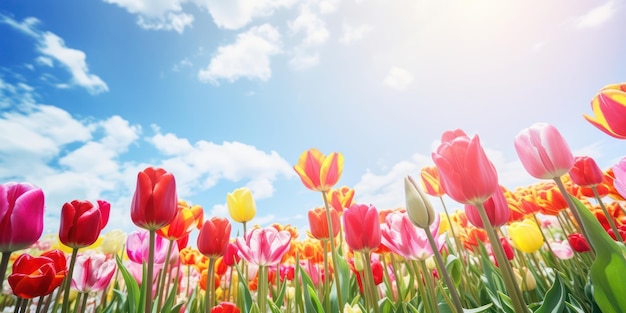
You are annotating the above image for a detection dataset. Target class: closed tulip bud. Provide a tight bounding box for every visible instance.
[405,176,435,229]
[514,267,537,291]
[353,251,365,271]
[508,219,544,253]
[197,217,232,259]
[131,167,178,231]
[0,182,45,253]
[226,188,256,223]
[59,200,109,249]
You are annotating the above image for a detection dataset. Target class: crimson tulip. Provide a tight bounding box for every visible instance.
[568,233,591,253]
[432,129,499,205]
[343,203,381,252]
[0,182,45,252]
[8,250,67,299]
[464,186,510,228]
[569,156,605,187]
[197,217,232,259]
[210,302,240,313]
[59,200,110,249]
[131,167,178,231]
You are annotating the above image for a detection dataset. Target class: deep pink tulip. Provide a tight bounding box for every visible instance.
[59,200,110,249]
[126,230,174,265]
[613,157,626,199]
[235,227,291,266]
[343,203,381,252]
[381,211,444,260]
[432,129,499,205]
[223,243,241,267]
[569,156,605,187]
[0,182,45,252]
[71,251,116,293]
[197,217,231,259]
[464,187,510,228]
[514,123,574,180]
[131,167,178,231]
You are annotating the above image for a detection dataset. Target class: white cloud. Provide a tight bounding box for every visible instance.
[104,0,193,33]
[38,32,109,94]
[193,0,299,30]
[339,21,372,45]
[0,14,40,37]
[383,67,414,91]
[198,24,281,84]
[172,57,193,72]
[148,129,194,155]
[289,53,320,70]
[287,4,329,69]
[36,56,54,67]
[575,0,618,29]
[0,78,37,108]
[100,116,142,153]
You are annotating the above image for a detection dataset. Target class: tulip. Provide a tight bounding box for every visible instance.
[464,186,510,228]
[131,167,178,231]
[226,188,256,224]
[223,242,240,267]
[420,166,445,197]
[98,229,127,255]
[432,129,499,206]
[514,267,537,291]
[568,233,591,253]
[569,156,605,187]
[381,212,444,260]
[613,157,626,200]
[59,200,109,249]
[405,176,436,229]
[197,217,231,311]
[328,186,355,214]
[236,227,292,267]
[343,203,381,252]
[210,302,240,313]
[0,182,45,252]
[293,148,344,192]
[71,251,116,293]
[8,249,67,299]
[508,219,544,253]
[157,200,204,241]
[308,206,340,240]
[514,123,574,180]
[549,240,574,260]
[126,229,172,265]
[583,83,626,139]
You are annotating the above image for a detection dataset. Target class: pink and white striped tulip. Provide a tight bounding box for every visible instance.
[381,211,445,261]
[71,251,116,293]
[235,227,291,267]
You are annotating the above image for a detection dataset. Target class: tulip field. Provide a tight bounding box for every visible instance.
[2,83,626,313]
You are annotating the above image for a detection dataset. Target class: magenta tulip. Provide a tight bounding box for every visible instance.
[0,182,45,252]
[126,230,174,265]
[464,186,510,228]
[343,203,381,252]
[514,123,574,180]
[432,129,499,205]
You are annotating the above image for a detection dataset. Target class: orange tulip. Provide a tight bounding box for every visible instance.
[308,207,340,240]
[293,148,344,192]
[328,186,355,214]
[420,166,445,197]
[157,200,204,240]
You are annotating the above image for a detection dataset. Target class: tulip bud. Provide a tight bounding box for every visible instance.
[405,176,435,228]
[353,251,365,271]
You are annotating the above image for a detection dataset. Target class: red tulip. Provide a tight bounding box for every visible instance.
[131,167,178,231]
[464,187,510,228]
[568,233,591,253]
[0,182,45,253]
[514,123,574,180]
[8,250,67,299]
[223,242,240,267]
[210,302,240,313]
[308,206,340,240]
[432,129,499,205]
[197,217,232,259]
[59,200,109,249]
[343,203,381,252]
[569,156,605,187]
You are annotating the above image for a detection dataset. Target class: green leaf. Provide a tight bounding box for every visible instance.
[115,254,139,313]
[379,297,394,313]
[235,265,253,313]
[497,291,515,313]
[462,303,493,313]
[570,196,626,313]
[534,272,565,313]
[446,254,462,286]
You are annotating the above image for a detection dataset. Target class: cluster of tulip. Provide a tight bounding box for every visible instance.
[1,83,626,313]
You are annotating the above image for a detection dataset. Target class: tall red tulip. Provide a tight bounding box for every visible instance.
[197,217,232,259]
[464,187,510,228]
[293,148,344,192]
[8,250,67,299]
[569,156,605,187]
[583,83,626,139]
[131,167,178,231]
[0,182,45,252]
[59,200,110,249]
[514,123,574,180]
[343,203,381,252]
[432,129,499,206]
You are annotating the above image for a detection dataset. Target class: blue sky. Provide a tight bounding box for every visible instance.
[1,0,625,238]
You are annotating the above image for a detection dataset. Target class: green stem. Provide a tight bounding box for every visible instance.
[321,239,331,313]
[425,226,464,313]
[61,247,79,313]
[0,252,11,295]
[259,265,268,313]
[322,191,344,308]
[475,203,528,313]
[204,257,216,313]
[145,230,156,313]
[413,260,431,313]
[419,260,439,313]
[79,292,88,313]
[363,251,380,313]
[553,177,595,258]
[156,239,174,313]
[592,186,623,242]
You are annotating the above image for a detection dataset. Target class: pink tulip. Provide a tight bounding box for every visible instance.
[381,211,445,260]
[549,240,574,260]
[343,203,381,252]
[0,182,45,252]
[71,251,116,293]
[464,187,510,228]
[126,230,175,265]
[514,123,574,180]
[612,157,626,199]
[235,227,291,266]
[432,129,499,205]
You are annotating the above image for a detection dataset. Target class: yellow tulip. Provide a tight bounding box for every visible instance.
[514,267,537,291]
[98,229,127,255]
[508,219,544,253]
[227,187,256,223]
